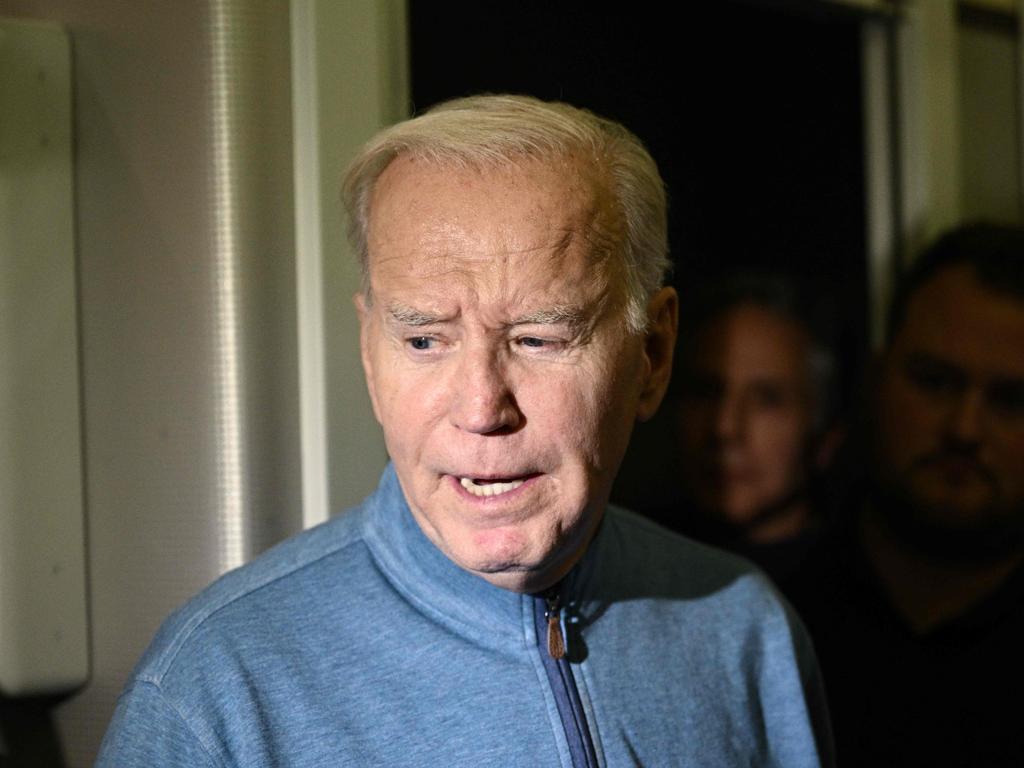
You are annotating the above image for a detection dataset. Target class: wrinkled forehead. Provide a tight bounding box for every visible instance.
[365,154,624,281]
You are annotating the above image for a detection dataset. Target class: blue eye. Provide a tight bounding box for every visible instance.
[408,337,433,351]
[520,337,545,348]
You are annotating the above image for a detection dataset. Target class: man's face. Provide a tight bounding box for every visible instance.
[876,265,1024,545]
[357,155,675,592]
[677,305,815,526]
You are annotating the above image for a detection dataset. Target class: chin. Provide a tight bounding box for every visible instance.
[473,568,546,593]
[713,496,761,526]
[908,486,997,526]
[464,531,544,573]
[454,550,552,592]
[459,531,579,592]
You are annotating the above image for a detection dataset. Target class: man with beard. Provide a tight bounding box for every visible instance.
[792,223,1024,767]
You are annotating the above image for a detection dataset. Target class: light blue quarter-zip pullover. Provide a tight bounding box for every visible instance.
[97,464,833,767]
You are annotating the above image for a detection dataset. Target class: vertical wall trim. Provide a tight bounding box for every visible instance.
[896,0,962,256]
[300,0,396,519]
[291,0,330,529]
[862,18,897,348]
[209,1,250,570]
[379,0,411,125]
[1019,0,1024,220]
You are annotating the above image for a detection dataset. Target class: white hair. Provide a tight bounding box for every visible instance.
[342,94,670,333]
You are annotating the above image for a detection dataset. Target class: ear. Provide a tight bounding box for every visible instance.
[354,292,383,424]
[636,286,679,422]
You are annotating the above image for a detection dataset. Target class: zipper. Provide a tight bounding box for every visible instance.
[534,587,598,768]
[545,590,566,660]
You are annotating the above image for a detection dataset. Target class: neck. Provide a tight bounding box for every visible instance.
[728,486,813,545]
[860,505,1024,634]
[745,498,811,544]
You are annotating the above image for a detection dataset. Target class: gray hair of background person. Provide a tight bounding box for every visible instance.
[342,94,670,334]
[886,222,1024,344]
[675,273,841,436]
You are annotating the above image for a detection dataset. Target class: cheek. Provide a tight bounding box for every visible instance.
[592,368,643,454]
[748,410,808,476]
[994,430,1024,494]
[526,375,596,443]
[878,381,938,459]
[522,368,628,468]
[374,368,443,453]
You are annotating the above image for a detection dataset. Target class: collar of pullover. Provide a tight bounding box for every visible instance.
[362,463,603,652]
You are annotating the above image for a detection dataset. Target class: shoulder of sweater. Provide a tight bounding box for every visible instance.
[605,504,761,574]
[131,502,373,687]
[602,504,786,614]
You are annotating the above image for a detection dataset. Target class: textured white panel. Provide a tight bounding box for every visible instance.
[1,1,301,763]
[0,0,403,761]
[959,18,1022,224]
[862,20,896,349]
[313,0,401,517]
[0,18,88,695]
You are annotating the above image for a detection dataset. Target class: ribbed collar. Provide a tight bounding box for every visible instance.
[362,464,603,653]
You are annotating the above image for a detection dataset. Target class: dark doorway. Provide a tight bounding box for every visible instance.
[409,0,868,511]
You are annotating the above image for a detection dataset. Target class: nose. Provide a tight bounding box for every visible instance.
[945,389,984,448]
[449,344,522,435]
[712,393,744,443]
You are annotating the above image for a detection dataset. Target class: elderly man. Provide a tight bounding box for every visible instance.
[794,224,1024,767]
[98,95,831,767]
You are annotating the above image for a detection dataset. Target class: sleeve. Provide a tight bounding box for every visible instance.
[95,680,221,768]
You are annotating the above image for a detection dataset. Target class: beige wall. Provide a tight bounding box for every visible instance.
[0,0,396,764]
[959,6,1023,224]
[0,2,300,762]
[304,0,399,520]
[898,0,1023,251]
[863,0,1023,343]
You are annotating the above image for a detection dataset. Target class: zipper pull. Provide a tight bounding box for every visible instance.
[545,592,566,660]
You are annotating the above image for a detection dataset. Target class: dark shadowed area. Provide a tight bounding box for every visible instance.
[409,0,868,511]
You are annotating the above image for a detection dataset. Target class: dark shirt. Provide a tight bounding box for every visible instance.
[790,524,1024,768]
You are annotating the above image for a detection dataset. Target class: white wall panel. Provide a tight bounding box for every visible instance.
[0,1,302,763]
[0,18,88,698]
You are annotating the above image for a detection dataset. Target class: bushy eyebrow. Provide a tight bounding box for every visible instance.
[510,306,588,334]
[386,304,447,327]
[386,303,588,328]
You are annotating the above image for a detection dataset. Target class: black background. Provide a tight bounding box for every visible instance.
[409,0,868,509]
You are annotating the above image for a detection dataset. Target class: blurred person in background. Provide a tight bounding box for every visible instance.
[792,223,1024,767]
[649,274,844,589]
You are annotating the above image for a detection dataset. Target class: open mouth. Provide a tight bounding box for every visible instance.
[458,475,536,498]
